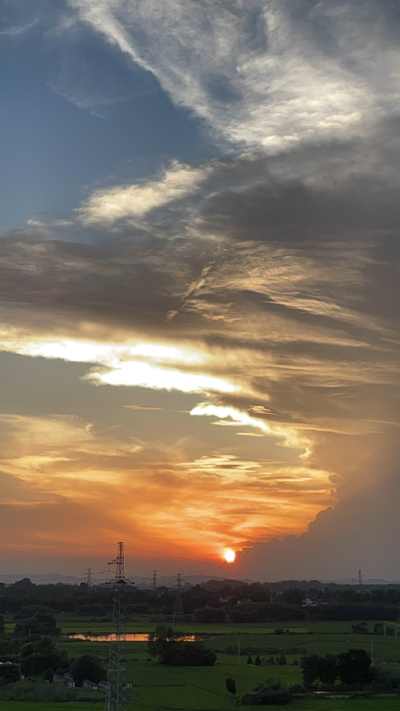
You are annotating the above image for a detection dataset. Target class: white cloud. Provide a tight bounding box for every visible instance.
[0,20,37,37]
[78,160,211,224]
[0,332,237,396]
[87,360,236,394]
[190,402,311,453]
[69,0,400,149]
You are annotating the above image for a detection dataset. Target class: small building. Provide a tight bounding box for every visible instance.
[125,681,133,688]
[302,597,313,608]
[53,673,63,683]
[98,680,111,690]
[62,673,75,688]
[83,679,98,690]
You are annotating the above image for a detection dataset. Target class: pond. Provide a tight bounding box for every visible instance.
[68,633,199,642]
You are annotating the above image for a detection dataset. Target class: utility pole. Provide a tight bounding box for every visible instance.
[105,542,127,711]
[172,574,184,624]
[237,635,241,664]
[370,640,374,667]
[358,570,362,587]
[153,570,157,593]
[86,568,92,588]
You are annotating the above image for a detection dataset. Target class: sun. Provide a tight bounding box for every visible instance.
[224,548,236,563]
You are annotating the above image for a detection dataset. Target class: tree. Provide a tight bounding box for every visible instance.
[14,605,55,620]
[318,655,337,685]
[351,622,368,635]
[255,655,261,666]
[278,654,286,666]
[0,615,4,635]
[69,655,106,687]
[21,636,67,678]
[14,611,59,638]
[301,654,321,688]
[247,655,253,664]
[193,607,226,623]
[337,649,374,686]
[226,677,236,695]
[148,626,216,667]
[0,663,20,686]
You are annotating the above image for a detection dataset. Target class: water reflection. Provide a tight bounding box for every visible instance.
[69,633,199,642]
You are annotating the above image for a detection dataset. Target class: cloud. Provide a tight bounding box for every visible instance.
[238,471,400,580]
[69,0,400,149]
[0,20,37,37]
[0,412,333,562]
[77,161,212,224]
[125,404,162,411]
[46,32,158,116]
[1,100,400,569]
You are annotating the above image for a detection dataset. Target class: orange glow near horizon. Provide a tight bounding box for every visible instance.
[224,548,236,563]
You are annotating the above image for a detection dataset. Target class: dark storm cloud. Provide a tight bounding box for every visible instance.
[239,471,400,581]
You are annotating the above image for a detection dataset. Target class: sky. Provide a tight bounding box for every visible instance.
[1,0,400,582]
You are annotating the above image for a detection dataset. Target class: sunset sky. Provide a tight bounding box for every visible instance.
[1,0,400,582]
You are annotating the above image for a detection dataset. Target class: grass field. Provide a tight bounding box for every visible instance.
[3,614,400,709]
[0,705,104,711]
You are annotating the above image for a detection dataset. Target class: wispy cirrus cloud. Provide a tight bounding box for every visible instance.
[0,19,37,37]
[69,0,400,149]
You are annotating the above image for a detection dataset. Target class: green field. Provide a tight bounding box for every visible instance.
[3,615,400,709]
[0,705,104,711]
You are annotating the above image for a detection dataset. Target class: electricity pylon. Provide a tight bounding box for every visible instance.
[86,568,92,588]
[172,573,184,624]
[105,542,127,711]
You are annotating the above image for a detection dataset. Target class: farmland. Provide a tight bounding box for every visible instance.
[49,616,400,709]
[2,588,400,711]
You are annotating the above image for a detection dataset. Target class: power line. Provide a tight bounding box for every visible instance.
[105,542,128,711]
[172,573,184,624]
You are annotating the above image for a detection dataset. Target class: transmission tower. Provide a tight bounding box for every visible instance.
[172,574,184,624]
[358,569,362,587]
[86,568,92,588]
[153,570,157,593]
[105,542,127,711]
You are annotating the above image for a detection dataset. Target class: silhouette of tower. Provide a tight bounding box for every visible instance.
[153,570,157,593]
[105,542,127,711]
[358,569,362,587]
[86,568,92,588]
[173,574,184,624]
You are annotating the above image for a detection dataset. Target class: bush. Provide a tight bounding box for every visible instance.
[241,683,292,705]
[289,683,307,694]
[148,626,216,666]
[369,667,400,693]
[229,608,259,623]
[193,607,226,623]
[14,606,54,621]
[226,677,236,695]
[0,664,20,686]
[126,603,149,615]
[351,622,369,634]
[0,678,74,702]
